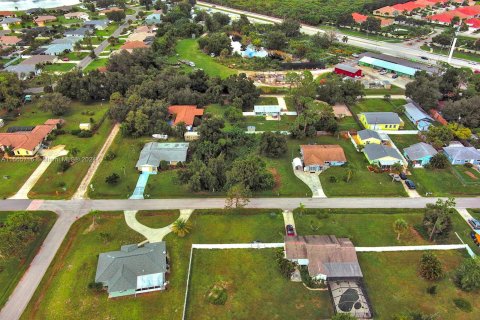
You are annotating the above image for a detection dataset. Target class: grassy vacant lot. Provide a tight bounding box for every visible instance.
[22,209,285,319]
[84,58,109,72]
[389,134,422,150]
[60,52,89,61]
[12,102,113,199]
[94,22,119,37]
[359,250,477,319]
[43,63,77,73]
[317,136,407,197]
[243,115,296,131]
[0,160,39,199]
[175,39,237,78]
[136,210,180,228]
[364,85,405,95]
[186,249,333,320]
[255,96,278,105]
[0,211,56,309]
[351,98,416,130]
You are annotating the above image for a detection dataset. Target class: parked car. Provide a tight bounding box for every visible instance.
[420,56,428,60]
[352,53,359,58]
[379,69,387,75]
[468,219,480,230]
[389,173,401,182]
[62,57,70,61]
[399,172,407,180]
[470,231,480,247]
[286,224,295,236]
[392,74,398,79]
[405,179,416,190]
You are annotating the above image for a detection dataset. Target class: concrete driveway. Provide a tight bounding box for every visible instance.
[293,169,327,198]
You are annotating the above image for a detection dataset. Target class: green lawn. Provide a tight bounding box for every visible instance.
[186,249,333,320]
[359,250,477,319]
[136,210,180,228]
[364,84,405,95]
[22,209,285,319]
[17,102,113,199]
[351,98,417,130]
[243,115,295,131]
[389,134,422,150]
[409,166,480,197]
[43,63,77,73]
[0,160,40,199]
[175,39,237,78]
[255,96,278,105]
[59,52,89,61]
[337,116,360,131]
[94,23,119,37]
[316,136,407,197]
[0,211,56,309]
[83,58,109,72]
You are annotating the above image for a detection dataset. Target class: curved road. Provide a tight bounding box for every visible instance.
[197,1,474,69]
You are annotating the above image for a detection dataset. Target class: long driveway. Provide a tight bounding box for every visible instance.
[196,1,474,69]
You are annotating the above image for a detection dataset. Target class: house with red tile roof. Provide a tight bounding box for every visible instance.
[120,41,149,53]
[0,35,21,46]
[0,119,63,156]
[168,105,204,128]
[466,17,480,29]
[352,12,367,24]
[0,11,15,17]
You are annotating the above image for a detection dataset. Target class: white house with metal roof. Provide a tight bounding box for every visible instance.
[136,142,189,173]
[253,105,282,116]
[443,146,480,165]
[95,242,168,298]
[403,102,434,131]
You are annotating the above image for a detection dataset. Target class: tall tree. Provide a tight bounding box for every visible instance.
[225,183,251,209]
[37,93,71,115]
[259,132,288,158]
[405,72,441,110]
[423,198,455,241]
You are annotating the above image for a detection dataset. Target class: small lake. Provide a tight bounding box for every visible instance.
[0,0,80,11]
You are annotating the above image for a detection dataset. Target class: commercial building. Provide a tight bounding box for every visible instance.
[358,56,418,78]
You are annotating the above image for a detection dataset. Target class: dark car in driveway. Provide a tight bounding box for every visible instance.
[399,172,407,180]
[405,179,416,190]
[286,224,295,236]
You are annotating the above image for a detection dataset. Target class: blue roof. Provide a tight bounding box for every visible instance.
[359,56,418,76]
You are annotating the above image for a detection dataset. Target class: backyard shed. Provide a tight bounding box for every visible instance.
[334,64,362,78]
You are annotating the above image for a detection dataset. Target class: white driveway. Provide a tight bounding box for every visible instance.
[282,210,295,228]
[293,170,327,198]
[402,180,421,198]
[9,146,68,199]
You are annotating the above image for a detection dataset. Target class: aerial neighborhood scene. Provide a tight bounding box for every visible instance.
[1,0,480,319]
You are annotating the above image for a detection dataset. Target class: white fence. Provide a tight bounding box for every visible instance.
[356,244,468,252]
[377,130,419,135]
[192,243,284,249]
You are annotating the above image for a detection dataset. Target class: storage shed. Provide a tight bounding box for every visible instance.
[334,64,362,78]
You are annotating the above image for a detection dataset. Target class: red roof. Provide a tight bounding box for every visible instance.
[466,17,480,28]
[429,109,448,126]
[0,36,21,45]
[392,2,426,12]
[168,105,204,126]
[0,120,60,152]
[352,12,367,24]
[0,11,14,17]
[120,41,148,50]
[456,5,480,16]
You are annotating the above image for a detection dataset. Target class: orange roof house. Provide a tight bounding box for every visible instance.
[0,36,21,46]
[120,41,149,53]
[168,105,204,127]
[34,15,57,26]
[300,145,347,171]
[0,11,15,17]
[100,7,124,15]
[352,12,368,24]
[0,119,62,156]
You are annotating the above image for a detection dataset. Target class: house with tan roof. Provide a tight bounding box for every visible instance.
[300,145,347,172]
[0,119,63,156]
[168,105,204,130]
[99,7,124,15]
[64,12,89,21]
[119,40,149,53]
[374,6,399,17]
[0,35,21,46]
[34,15,57,26]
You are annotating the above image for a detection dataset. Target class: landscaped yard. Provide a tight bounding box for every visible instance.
[43,63,77,73]
[59,52,89,61]
[359,250,477,319]
[0,160,40,199]
[22,209,285,319]
[83,58,109,72]
[94,23,119,37]
[0,211,56,309]
[243,115,295,131]
[316,136,407,197]
[175,39,237,78]
[2,101,114,199]
[255,96,278,105]
[351,98,417,130]
[389,134,422,150]
[186,249,333,320]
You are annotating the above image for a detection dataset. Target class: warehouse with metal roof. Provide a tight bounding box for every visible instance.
[358,56,418,77]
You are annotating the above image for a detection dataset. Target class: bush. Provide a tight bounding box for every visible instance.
[419,252,443,281]
[426,285,437,295]
[159,160,169,171]
[429,153,449,169]
[275,249,296,279]
[104,151,116,161]
[57,161,71,173]
[105,173,120,185]
[78,130,93,138]
[454,258,480,292]
[206,283,228,305]
[453,298,472,312]
[70,129,81,136]
[329,176,337,183]
[88,281,104,292]
[464,163,473,168]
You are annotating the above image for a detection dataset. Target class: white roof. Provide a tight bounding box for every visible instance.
[254,105,281,113]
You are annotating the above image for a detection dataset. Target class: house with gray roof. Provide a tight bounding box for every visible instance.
[443,146,480,165]
[363,143,403,168]
[357,129,383,145]
[42,43,73,55]
[136,142,189,173]
[84,19,109,30]
[145,13,162,25]
[0,17,21,29]
[403,102,434,131]
[359,112,403,131]
[5,64,40,80]
[64,27,92,37]
[95,242,168,298]
[403,142,438,167]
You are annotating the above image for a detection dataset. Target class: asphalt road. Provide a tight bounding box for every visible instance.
[196,1,475,69]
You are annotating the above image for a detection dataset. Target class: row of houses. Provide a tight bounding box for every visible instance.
[374,0,470,17]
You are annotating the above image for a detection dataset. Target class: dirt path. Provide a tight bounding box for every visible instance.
[71,123,120,200]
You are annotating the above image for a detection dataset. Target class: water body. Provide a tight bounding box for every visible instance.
[0,0,80,11]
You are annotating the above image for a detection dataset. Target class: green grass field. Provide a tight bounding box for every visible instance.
[94,23,119,37]
[255,96,278,105]
[359,250,477,319]
[175,39,237,78]
[0,211,56,309]
[83,58,109,72]
[60,52,89,61]
[43,63,77,73]
[186,249,333,320]
[136,210,180,228]
[243,115,296,131]
[389,134,422,150]
[351,98,417,130]
[0,160,40,199]
[364,85,405,95]
[22,209,285,319]
[317,136,407,197]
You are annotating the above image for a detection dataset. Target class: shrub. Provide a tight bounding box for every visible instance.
[464,163,473,168]
[57,161,70,173]
[206,283,228,305]
[453,298,472,312]
[104,151,116,161]
[275,249,296,279]
[88,281,104,292]
[159,160,169,171]
[426,285,437,295]
[329,176,337,183]
[429,153,449,169]
[419,252,443,281]
[454,258,480,292]
[78,130,93,138]
[105,173,120,185]
[70,129,81,136]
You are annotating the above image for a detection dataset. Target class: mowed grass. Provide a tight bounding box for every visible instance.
[136,210,180,228]
[186,249,333,320]
[175,39,237,78]
[389,134,422,150]
[22,209,285,319]
[364,85,405,95]
[20,102,113,199]
[243,115,295,131]
[359,250,477,319]
[0,160,40,199]
[255,96,279,105]
[43,63,77,73]
[0,211,57,309]
[84,58,109,72]
[351,98,416,130]
[316,136,407,197]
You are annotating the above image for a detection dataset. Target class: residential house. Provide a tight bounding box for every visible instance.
[136,142,189,173]
[357,129,384,145]
[0,11,15,18]
[168,105,204,130]
[20,55,58,65]
[374,6,399,17]
[363,143,403,168]
[300,145,347,172]
[403,142,438,167]
[403,102,434,131]
[25,8,42,15]
[99,7,124,16]
[84,19,109,30]
[429,109,448,126]
[284,235,363,281]
[120,41,149,53]
[95,242,168,298]
[0,17,21,30]
[64,27,92,37]
[0,36,21,46]
[64,12,90,20]
[0,119,62,156]
[443,146,480,165]
[4,65,40,80]
[253,105,282,117]
[359,112,403,130]
[145,12,162,25]
[42,43,73,55]
[34,16,57,26]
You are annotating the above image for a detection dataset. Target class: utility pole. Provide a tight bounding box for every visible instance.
[447,24,461,64]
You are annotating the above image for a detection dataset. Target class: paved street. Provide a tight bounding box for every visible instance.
[197,1,474,69]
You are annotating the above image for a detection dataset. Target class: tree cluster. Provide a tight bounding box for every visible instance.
[0,212,40,259]
[422,198,455,241]
[0,72,24,111]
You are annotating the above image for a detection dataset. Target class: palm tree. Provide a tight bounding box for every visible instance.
[298,203,305,216]
[393,219,408,241]
[171,219,192,237]
[344,163,357,183]
[342,36,348,43]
